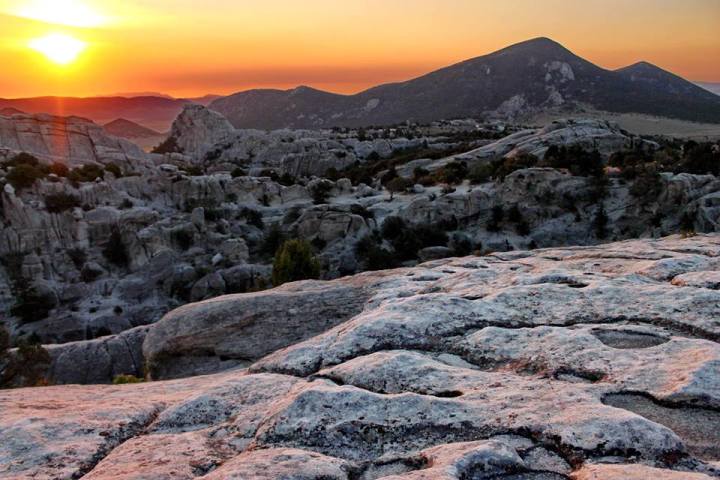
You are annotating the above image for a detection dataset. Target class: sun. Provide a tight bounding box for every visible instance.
[29,33,87,65]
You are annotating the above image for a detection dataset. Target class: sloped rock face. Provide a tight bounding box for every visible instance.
[423,119,653,172]
[0,112,153,171]
[1,235,719,479]
[166,105,359,176]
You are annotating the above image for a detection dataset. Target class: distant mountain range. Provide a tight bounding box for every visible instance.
[1,38,718,132]
[0,95,220,132]
[103,118,163,138]
[208,37,720,129]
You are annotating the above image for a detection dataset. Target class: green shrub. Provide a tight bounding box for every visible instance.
[182,166,204,176]
[239,208,264,229]
[67,248,87,270]
[103,229,129,267]
[494,153,538,180]
[468,163,494,184]
[386,177,413,200]
[278,172,297,186]
[49,162,69,177]
[310,181,334,205]
[381,216,406,240]
[350,204,374,220]
[10,283,56,324]
[6,164,47,191]
[69,164,104,184]
[260,225,286,257]
[630,168,663,200]
[0,337,50,387]
[355,234,397,271]
[104,163,123,178]
[112,374,144,384]
[231,167,247,178]
[507,205,531,235]
[0,325,9,359]
[436,161,468,185]
[152,135,180,154]
[680,211,696,235]
[542,146,604,176]
[271,239,321,286]
[593,205,609,239]
[487,205,505,232]
[172,230,194,251]
[3,152,40,167]
[44,192,80,213]
[451,233,475,256]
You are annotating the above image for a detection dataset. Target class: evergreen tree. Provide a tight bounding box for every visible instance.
[272,239,321,286]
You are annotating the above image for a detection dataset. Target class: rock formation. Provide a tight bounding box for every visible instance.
[1,234,719,479]
[0,107,718,350]
[0,112,153,171]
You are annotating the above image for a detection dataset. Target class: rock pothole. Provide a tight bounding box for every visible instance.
[592,329,670,349]
[602,393,720,461]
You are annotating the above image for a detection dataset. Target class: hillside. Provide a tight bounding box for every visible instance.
[103,118,163,139]
[209,37,720,129]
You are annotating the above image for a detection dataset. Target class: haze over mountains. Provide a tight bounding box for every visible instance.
[0,95,219,132]
[1,38,719,134]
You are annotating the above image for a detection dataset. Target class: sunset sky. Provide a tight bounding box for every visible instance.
[1,0,719,99]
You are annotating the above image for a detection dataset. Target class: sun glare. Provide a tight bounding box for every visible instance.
[29,33,86,65]
[15,0,105,28]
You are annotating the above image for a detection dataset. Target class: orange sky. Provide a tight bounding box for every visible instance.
[1,0,719,98]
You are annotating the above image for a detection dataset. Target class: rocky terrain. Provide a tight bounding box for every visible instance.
[1,234,720,479]
[0,105,718,350]
[209,37,720,129]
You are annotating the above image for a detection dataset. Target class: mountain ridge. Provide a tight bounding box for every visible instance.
[209,37,720,129]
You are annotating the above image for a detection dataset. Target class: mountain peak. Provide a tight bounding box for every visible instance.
[492,37,577,60]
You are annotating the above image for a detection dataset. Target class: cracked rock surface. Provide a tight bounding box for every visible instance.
[1,234,719,479]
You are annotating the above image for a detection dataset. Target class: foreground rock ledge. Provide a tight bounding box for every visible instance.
[2,234,720,479]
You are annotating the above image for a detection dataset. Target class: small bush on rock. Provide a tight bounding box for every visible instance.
[113,374,144,384]
[271,239,321,286]
[355,234,398,271]
[104,163,123,178]
[386,177,413,200]
[103,228,129,268]
[10,283,56,324]
[44,192,80,213]
[239,208,264,229]
[49,162,69,177]
[69,164,104,184]
[0,337,51,388]
[231,167,247,178]
[152,136,180,154]
[310,181,334,205]
[0,325,9,359]
[6,164,47,191]
[260,225,286,258]
[172,230,194,251]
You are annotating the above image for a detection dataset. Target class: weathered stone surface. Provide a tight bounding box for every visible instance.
[1,235,719,479]
[143,276,381,379]
[44,326,149,385]
[0,112,153,170]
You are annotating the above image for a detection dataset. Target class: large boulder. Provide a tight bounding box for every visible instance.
[142,275,383,379]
